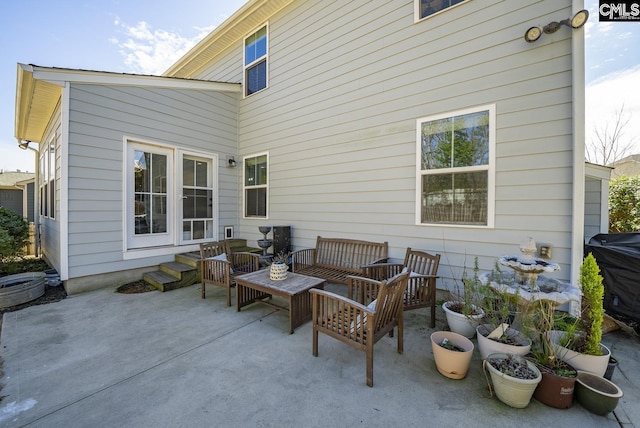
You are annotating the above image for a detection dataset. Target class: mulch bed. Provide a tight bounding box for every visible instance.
[0,285,68,315]
[115,280,157,294]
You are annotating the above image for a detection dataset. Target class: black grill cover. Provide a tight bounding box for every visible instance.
[586,233,640,323]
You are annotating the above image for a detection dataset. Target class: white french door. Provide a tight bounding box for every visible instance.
[127,143,174,249]
[179,153,217,244]
[126,143,217,250]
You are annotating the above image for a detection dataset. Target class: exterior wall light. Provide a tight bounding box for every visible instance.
[227,156,237,168]
[524,9,588,43]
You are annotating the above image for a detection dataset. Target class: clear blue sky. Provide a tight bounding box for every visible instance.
[1,0,639,172]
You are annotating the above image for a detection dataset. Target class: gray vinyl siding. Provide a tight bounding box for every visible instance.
[194,0,577,286]
[39,108,62,273]
[584,177,604,243]
[66,84,238,279]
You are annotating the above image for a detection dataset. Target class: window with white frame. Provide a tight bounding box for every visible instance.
[416,105,494,227]
[243,153,268,218]
[416,0,470,20]
[39,137,56,219]
[244,24,268,96]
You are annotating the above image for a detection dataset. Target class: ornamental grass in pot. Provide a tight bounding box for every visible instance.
[483,353,542,409]
[476,263,532,359]
[443,257,485,338]
[524,300,577,409]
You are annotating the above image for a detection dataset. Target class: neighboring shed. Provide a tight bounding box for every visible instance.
[0,171,35,220]
[584,163,612,243]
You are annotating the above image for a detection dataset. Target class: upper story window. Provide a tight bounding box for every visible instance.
[416,0,470,21]
[244,153,268,218]
[244,24,268,97]
[416,105,495,227]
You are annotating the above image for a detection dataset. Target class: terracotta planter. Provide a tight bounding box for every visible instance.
[484,353,542,408]
[476,324,531,360]
[442,301,484,338]
[548,330,610,377]
[575,371,623,416]
[430,331,474,380]
[533,365,576,409]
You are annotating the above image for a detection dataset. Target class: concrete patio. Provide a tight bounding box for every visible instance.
[1,283,638,427]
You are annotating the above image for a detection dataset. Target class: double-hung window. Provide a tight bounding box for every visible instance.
[244,153,268,218]
[39,136,56,219]
[244,24,268,96]
[416,105,495,227]
[416,0,470,21]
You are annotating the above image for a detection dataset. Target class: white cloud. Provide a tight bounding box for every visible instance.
[586,66,640,158]
[113,21,214,75]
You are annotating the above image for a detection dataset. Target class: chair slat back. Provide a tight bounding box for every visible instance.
[372,270,409,331]
[404,248,440,276]
[200,241,231,259]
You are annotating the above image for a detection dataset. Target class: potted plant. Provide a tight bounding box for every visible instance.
[524,299,577,409]
[442,257,484,338]
[549,253,611,376]
[430,331,474,380]
[476,263,532,359]
[483,353,542,408]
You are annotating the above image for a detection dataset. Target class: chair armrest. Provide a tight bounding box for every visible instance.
[292,248,315,272]
[310,288,371,312]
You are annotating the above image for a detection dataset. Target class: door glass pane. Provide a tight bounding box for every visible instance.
[195,160,208,187]
[183,158,194,187]
[183,221,191,240]
[134,150,167,235]
[193,221,205,240]
[153,195,167,233]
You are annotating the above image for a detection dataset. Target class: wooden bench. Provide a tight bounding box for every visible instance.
[291,236,388,285]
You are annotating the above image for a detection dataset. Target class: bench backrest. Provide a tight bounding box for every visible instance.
[314,236,388,273]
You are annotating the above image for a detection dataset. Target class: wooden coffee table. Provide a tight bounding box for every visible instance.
[235,269,325,333]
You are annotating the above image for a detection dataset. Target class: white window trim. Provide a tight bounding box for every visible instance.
[415,104,496,229]
[243,151,269,219]
[414,0,472,23]
[243,22,269,98]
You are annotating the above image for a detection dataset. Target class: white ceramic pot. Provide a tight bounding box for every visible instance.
[430,331,474,380]
[442,301,484,338]
[548,330,611,377]
[484,352,542,408]
[476,324,532,360]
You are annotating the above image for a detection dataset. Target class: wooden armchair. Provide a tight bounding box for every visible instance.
[310,270,409,387]
[362,248,440,328]
[199,241,260,306]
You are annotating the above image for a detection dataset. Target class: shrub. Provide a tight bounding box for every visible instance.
[0,208,30,261]
[580,253,604,356]
[609,175,640,232]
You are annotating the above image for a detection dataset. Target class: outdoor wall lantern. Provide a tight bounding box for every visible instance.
[524,9,589,43]
[227,156,237,168]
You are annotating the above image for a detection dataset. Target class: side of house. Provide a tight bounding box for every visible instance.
[15,65,241,292]
[167,0,587,287]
